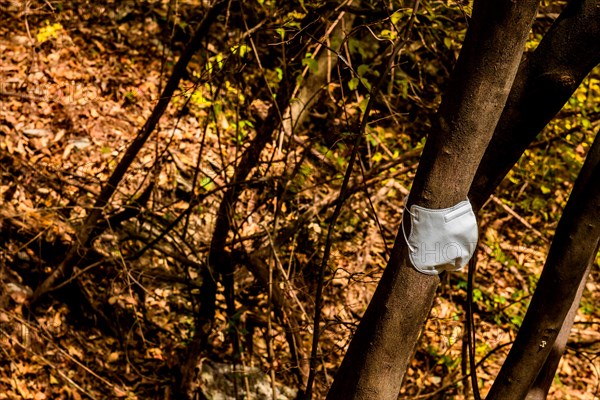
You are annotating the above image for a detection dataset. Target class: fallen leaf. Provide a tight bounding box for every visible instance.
[5,283,33,304]
[23,128,52,137]
[107,352,120,363]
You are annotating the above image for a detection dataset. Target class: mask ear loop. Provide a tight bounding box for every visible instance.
[401,195,416,252]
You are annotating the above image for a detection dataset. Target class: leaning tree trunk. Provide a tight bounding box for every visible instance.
[179,4,344,397]
[180,49,297,400]
[467,0,600,395]
[281,8,355,137]
[469,0,600,210]
[524,263,592,400]
[486,132,600,399]
[326,1,540,399]
[325,0,600,396]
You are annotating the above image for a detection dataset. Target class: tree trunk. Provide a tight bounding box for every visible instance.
[467,1,600,395]
[326,1,540,399]
[524,262,592,400]
[181,55,297,400]
[180,4,344,397]
[469,0,600,209]
[281,9,354,137]
[486,132,600,400]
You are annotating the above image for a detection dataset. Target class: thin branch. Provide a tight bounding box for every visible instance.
[302,1,421,397]
[30,0,227,305]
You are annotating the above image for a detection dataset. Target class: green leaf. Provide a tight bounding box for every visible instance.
[380,29,397,40]
[582,118,591,129]
[359,95,370,114]
[390,10,403,25]
[212,53,224,69]
[302,57,318,73]
[361,78,372,91]
[540,185,551,194]
[348,77,359,91]
[357,64,370,77]
[231,44,250,57]
[275,27,285,40]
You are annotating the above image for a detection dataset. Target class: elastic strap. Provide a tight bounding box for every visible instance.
[401,195,415,252]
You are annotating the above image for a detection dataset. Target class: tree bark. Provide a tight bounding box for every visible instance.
[466,1,600,395]
[326,1,540,399]
[180,5,341,397]
[469,0,600,210]
[524,262,592,400]
[446,8,600,392]
[486,132,600,400]
[281,9,354,137]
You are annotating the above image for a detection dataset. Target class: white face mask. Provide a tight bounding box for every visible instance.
[402,198,478,275]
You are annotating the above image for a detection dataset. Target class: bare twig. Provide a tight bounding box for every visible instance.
[0,327,99,399]
[30,0,227,304]
[489,195,549,242]
[302,2,421,397]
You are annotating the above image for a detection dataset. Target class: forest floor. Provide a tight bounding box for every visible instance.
[1,1,599,399]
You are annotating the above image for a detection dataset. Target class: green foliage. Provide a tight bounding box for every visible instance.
[302,53,319,73]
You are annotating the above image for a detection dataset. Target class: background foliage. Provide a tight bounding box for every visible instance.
[0,0,598,398]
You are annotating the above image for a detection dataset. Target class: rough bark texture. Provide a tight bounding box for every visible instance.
[465,0,600,394]
[326,1,539,399]
[487,132,600,399]
[469,0,600,209]
[524,262,592,400]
